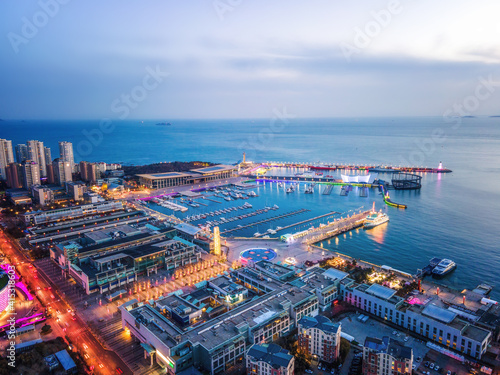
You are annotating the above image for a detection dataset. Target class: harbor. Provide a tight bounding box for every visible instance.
[255,161,452,173]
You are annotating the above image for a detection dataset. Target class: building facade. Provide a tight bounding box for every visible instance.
[32,186,55,206]
[298,315,341,363]
[59,141,75,172]
[27,140,47,177]
[22,161,41,189]
[0,139,14,180]
[15,144,28,164]
[6,163,23,188]
[246,344,294,375]
[362,336,413,375]
[53,158,73,186]
[341,282,492,359]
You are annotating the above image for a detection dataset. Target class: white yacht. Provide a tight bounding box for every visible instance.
[363,212,389,229]
[432,259,457,277]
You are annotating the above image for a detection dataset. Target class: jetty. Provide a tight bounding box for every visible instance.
[222,209,309,234]
[298,210,371,244]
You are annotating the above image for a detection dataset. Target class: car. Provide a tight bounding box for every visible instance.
[425,362,430,367]
[116,368,123,374]
[404,336,409,342]
[305,370,313,374]
[50,294,55,299]
[84,353,90,359]
[435,365,440,371]
[83,343,88,350]
[56,310,61,314]
[67,308,71,313]
[416,357,422,362]
[36,286,41,290]
[99,363,104,369]
[412,364,417,370]
[430,363,435,370]
[392,330,397,335]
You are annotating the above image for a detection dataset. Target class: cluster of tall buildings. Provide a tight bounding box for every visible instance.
[0,139,75,189]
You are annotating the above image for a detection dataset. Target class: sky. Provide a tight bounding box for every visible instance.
[1,0,500,119]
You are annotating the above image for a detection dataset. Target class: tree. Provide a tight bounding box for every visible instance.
[41,324,51,333]
[339,338,351,363]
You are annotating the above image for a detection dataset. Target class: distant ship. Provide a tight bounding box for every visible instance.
[310,165,337,171]
[369,166,397,173]
[432,259,457,277]
[156,122,171,126]
[363,212,389,229]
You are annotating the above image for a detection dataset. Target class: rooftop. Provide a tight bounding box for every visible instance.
[323,268,349,282]
[190,164,237,175]
[247,343,293,369]
[137,172,192,179]
[364,336,412,360]
[299,315,340,334]
[365,283,397,300]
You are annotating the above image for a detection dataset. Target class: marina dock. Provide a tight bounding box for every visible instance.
[222,209,309,235]
[267,211,339,235]
[322,185,334,195]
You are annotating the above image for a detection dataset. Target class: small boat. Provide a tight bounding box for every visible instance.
[253,232,261,237]
[432,259,457,277]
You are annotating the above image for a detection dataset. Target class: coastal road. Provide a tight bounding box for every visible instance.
[0,229,132,375]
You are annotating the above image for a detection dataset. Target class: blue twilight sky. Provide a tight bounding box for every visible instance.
[1,0,499,119]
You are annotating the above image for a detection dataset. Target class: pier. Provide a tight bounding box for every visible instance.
[202,196,222,204]
[299,210,371,244]
[222,209,309,235]
[267,211,339,235]
[322,185,334,195]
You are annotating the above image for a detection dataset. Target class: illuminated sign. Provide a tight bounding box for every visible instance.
[157,351,175,368]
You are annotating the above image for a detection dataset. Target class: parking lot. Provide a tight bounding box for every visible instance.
[417,348,473,375]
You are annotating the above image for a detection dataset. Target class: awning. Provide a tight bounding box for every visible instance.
[141,343,156,355]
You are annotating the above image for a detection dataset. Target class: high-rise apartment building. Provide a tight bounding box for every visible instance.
[53,158,73,186]
[0,139,14,180]
[22,161,41,189]
[6,163,23,188]
[44,146,52,165]
[59,141,75,172]
[15,144,28,163]
[27,140,47,177]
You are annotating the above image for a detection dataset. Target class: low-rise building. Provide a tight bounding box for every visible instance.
[68,238,202,294]
[362,336,412,375]
[119,262,329,375]
[246,343,294,375]
[31,185,54,206]
[138,164,238,190]
[66,181,87,201]
[340,281,492,359]
[298,315,341,363]
[24,200,124,225]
